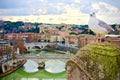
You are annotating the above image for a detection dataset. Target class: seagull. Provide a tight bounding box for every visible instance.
[88,12,114,42]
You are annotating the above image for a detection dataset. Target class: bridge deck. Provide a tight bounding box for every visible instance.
[17,54,73,63]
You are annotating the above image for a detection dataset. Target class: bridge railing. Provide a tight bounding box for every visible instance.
[17,54,73,59]
[39,54,72,59]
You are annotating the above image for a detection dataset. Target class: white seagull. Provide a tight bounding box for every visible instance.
[88,12,114,42]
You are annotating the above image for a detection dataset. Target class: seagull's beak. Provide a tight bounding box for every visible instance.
[90,14,92,16]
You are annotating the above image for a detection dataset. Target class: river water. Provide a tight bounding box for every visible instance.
[0,68,66,80]
[0,50,66,80]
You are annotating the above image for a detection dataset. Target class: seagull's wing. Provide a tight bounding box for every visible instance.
[98,19,114,31]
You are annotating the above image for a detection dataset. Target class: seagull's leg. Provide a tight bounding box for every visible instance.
[96,33,100,42]
[97,33,102,42]
[99,33,101,42]
[101,35,105,42]
[95,34,98,42]
[99,34,105,42]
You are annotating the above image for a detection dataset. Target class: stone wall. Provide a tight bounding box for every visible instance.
[105,37,120,48]
[66,61,89,80]
[66,42,120,80]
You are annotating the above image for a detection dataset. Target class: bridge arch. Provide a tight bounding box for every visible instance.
[32,46,41,50]
[24,42,48,51]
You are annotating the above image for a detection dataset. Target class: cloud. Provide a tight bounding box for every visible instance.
[0,9,6,15]
[0,0,120,24]
[91,2,120,24]
[32,8,47,15]
[39,0,45,2]
[0,0,30,9]
[1,4,88,24]
[102,0,120,9]
[0,8,33,16]
[74,0,81,3]
[92,2,119,13]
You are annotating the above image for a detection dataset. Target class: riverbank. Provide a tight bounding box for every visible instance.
[0,59,26,77]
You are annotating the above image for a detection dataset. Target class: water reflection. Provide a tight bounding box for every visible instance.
[42,78,66,80]
[0,50,66,80]
[22,78,39,80]
[23,59,39,73]
[21,78,66,80]
[45,60,65,73]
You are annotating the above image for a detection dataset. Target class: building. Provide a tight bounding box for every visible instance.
[65,34,95,47]
[0,39,11,55]
[23,23,36,29]
[4,32,38,43]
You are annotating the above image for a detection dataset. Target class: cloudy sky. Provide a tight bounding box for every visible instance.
[0,0,120,24]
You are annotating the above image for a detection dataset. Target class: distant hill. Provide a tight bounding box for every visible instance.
[0,20,119,35]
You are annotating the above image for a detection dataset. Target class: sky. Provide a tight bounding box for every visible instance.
[0,0,120,24]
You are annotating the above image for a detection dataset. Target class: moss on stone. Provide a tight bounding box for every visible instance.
[86,42,120,56]
[77,42,120,80]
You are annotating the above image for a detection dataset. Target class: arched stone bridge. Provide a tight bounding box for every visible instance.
[24,42,50,50]
[17,54,73,63]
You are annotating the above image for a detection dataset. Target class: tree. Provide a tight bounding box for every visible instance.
[6,46,11,54]
[14,39,27,54]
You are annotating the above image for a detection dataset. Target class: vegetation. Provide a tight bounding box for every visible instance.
[78,42,120,80]
[69,32,78,35]
[14,39,27,54]
[0,20,119,34]
[0,21,40,33]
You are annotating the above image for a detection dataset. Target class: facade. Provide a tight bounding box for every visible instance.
[66,35,78,46]
[65,34,95,47]
[4,32,38,43]
[0,39,12,74]
[23,23,36,29]
[0,39,11,54]
[39,26,45,33]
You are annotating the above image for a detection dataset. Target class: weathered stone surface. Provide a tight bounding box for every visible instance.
[66,42,120,80]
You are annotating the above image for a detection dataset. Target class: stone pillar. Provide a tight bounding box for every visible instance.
[2,64,6,73]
